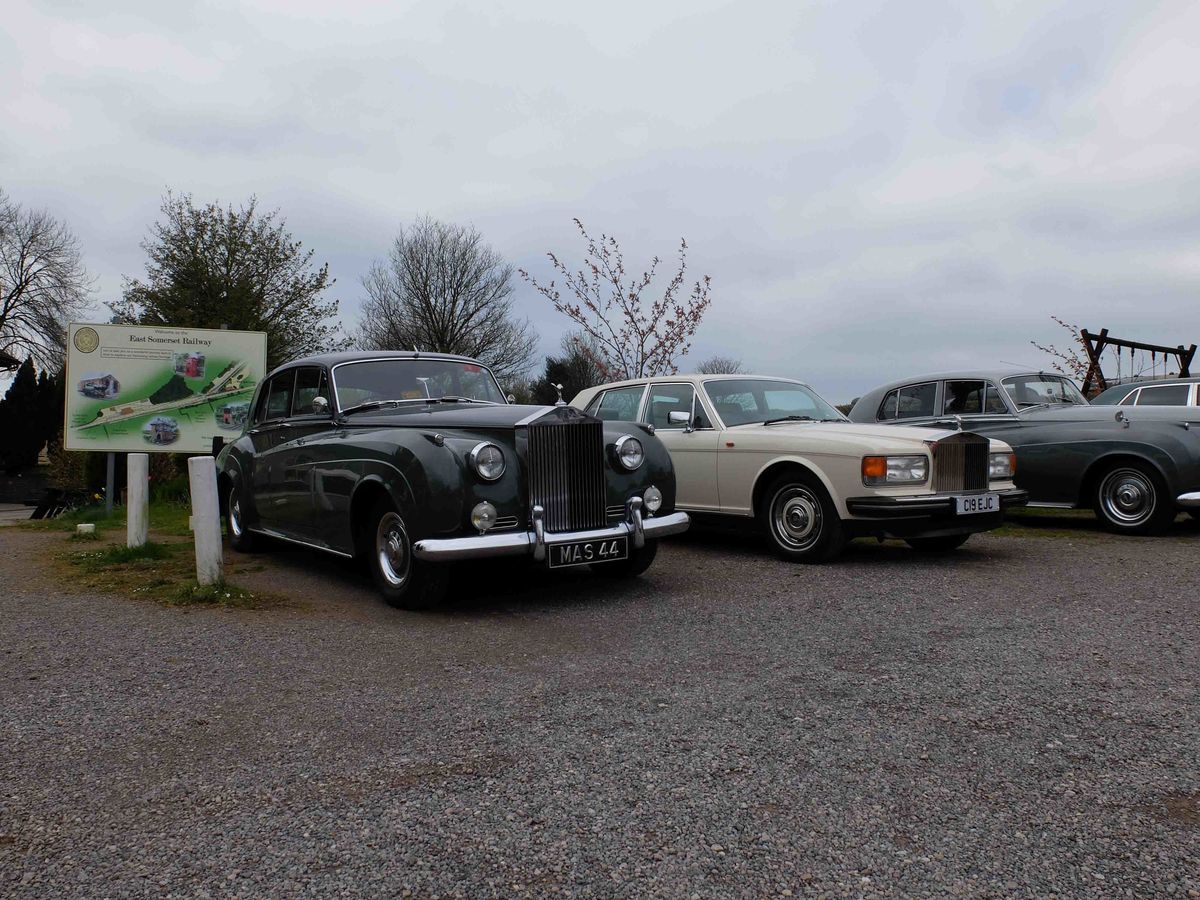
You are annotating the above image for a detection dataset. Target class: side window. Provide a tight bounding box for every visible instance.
[265,372,294,421]
[982,384,1008,413]
[881,383,936,420]
[1118,390,1138,406]
[943,380,986,415]
[292,367,329,416]
[1135,384,1190,406]
[594,385,646,422]
[645,384,696,429]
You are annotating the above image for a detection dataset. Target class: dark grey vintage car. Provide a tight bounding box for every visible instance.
[215,352,688,608]
[849,369,1200,534]
[1091,377,1200,408]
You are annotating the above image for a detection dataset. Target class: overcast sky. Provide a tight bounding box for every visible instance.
[5,0,1199,402]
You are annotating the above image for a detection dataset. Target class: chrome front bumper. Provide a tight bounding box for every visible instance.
[412,498,690,563]
[1178,492,1200,508]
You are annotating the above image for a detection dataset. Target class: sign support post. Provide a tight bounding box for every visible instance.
[127,453,149,548]
[187,456,223,586]
[105,452,115,515]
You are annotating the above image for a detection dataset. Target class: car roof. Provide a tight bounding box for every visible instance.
[1092,376,1200,398]
[860,368,1073,395]
[582,373,815,391]
[270,350,481,373]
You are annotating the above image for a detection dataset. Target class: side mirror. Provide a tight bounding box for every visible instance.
[668,410,695,433]
[312,396,329,415]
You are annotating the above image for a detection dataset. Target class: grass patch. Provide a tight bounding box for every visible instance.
[21,499,201,538]
[166,580,267,609]
[53,534,283,609]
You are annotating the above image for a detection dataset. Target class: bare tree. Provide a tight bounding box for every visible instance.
[519,219,712,380]
[357,217,538,381]
[0,188,91,371]
[695,355,744,375]
[1029,316,1089,380]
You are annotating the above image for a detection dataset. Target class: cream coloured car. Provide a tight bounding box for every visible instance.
[572,375,1027,562]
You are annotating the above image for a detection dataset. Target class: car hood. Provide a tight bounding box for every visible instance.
[727,421,1012,453]
[341,403,571,430]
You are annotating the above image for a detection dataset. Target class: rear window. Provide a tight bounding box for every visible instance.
[1135,384,1191,406]
[879,382,936,420]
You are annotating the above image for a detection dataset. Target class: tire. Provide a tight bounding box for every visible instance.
[1091,461,1176,536]
[367,498,449,609]
[905,534,971,553]
[760,472,846,563]
[590,539,658,578]
[226,480,258,552]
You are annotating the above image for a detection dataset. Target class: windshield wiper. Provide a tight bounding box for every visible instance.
[430,395,497,405]
[339,399,417,416]
[762,415,817,426]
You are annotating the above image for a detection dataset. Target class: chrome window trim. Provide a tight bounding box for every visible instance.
[592,384,648,424]
[639,381,715,431]
[876,380,938,422]
[328,357,507,415]
[699,376,842,429]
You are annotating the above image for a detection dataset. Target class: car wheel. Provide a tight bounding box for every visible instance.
[590,539,658,578]
[760,472,845,563]
[226,481,257,552]
[1092,462,1176,536]
[905,534,971,553]
[368,499,449,609]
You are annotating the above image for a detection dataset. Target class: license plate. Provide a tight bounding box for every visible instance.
[547,536,628,569]
[956,493,1000,515]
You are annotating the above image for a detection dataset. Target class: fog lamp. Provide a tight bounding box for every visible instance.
[643,485,663,513]
[471,501,498,533]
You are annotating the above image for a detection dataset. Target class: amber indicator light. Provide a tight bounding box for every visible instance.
[861,456,887,479]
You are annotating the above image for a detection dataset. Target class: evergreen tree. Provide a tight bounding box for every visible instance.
[0,357,42,471]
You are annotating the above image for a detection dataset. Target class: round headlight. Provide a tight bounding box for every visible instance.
[470,442,505,481]
[643,485,663,513]
[614,435,644,471]
[471,501,498,532]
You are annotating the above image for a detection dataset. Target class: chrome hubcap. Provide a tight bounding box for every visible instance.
[375,512,410,587]
[1100,468,1156,525]
[229,490,243,537]
[772,485,823,550]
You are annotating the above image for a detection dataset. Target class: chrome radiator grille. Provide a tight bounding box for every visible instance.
[527,419,607,533]
[932,435,989,493]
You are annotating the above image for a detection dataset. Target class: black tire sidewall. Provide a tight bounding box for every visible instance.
[1092,461,1175,536]
[226,480,256,552]
[367,498,448,609]
[590,539,658,577]
[760,472,844,562]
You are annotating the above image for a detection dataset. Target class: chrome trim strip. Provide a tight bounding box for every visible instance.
[249,527,355,558]
[513,406,559,426]
[1176,492,1200,507]
[412,511,690,562]
[1026,501,1076,509]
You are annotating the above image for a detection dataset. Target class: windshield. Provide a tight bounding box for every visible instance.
[332,359,506,410]
[1001,374,1086,408]
[704,378,845,426]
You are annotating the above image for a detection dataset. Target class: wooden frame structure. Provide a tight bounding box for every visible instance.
[1080,328,1196,395]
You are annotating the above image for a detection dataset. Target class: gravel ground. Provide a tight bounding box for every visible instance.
[1,521,1198,898]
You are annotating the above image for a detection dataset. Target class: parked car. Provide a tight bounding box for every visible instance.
[1091,377,1200,408]
[571,375,1026,561]
[215,352,688,608]
[848,369,1200,534]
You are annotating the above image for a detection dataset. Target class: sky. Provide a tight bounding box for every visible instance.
[3,0,1199,403]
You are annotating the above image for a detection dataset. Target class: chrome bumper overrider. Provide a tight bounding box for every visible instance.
[412,498,690,563]
[1178,491,1200,508]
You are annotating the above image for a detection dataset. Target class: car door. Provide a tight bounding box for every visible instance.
[275,366,336,539]
[247,370,296,531]
[639,382,720,511]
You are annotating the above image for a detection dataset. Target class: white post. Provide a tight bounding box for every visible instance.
[187,456,223,586]
[127,453,149,548]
